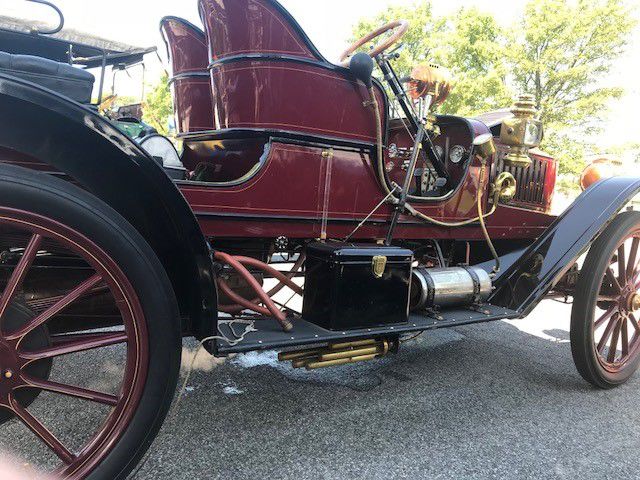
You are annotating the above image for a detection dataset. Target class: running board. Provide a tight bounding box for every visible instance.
[215,304,518,355]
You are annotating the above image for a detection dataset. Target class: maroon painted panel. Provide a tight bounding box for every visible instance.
[179,138,556,241]
[160,17,209,75]
[160,17,215,134]
[171,77,215,133]
[209,60,387,142]
[199,0,316,60]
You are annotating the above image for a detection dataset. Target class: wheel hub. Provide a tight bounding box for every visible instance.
[0,338,21,401]
[630,292,640,312]
[619,288,640,313]
[0,303,51,423]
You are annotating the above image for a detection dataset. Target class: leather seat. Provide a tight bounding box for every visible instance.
[0,51,94,103]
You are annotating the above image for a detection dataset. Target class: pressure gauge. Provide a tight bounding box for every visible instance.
[449,145,466,164]
[434,145,444,160]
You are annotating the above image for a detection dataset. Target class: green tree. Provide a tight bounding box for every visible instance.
[352,3,511,115]
[508,0,635,177]
[509,0,634,129]
[352,0,636,182]
[143,73,173,135]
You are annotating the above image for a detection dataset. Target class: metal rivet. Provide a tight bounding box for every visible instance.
[4,370,13,379]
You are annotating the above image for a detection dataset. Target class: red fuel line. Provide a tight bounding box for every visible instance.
[213,251,294,332]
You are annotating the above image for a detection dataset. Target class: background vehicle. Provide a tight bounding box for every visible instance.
[0,0,638,478]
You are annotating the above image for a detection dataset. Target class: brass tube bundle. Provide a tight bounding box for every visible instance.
[278,338,397,370]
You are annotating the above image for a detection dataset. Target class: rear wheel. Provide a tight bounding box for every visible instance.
[0,165,181,478]
[571,211,640,388]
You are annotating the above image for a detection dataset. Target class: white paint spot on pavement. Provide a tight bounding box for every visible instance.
[223,385,244,395]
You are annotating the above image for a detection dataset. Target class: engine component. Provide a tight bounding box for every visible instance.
[499,94,543,168]
[278,338,398,370]
[302,242,413,330]
[410,266,492,310]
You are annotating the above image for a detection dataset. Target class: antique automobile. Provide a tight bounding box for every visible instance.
[0,0,639,478]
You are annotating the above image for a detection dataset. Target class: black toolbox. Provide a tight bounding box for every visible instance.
[302,242,413,330]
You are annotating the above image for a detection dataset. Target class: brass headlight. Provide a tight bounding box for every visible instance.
[408,63,452,106]
[499,94,543,168]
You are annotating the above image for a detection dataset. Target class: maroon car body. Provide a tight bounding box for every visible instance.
[161,0,557,250]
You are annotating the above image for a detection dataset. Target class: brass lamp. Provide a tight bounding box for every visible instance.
[406,64,453,134]
[499,94,543,168]
[408,63,452,106]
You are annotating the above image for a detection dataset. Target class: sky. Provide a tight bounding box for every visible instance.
[2,0,639,150]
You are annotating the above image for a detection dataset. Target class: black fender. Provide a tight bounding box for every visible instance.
[0,73,217,338]
[489,176,640,315]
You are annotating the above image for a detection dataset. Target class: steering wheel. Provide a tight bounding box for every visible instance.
[339,20,409,67]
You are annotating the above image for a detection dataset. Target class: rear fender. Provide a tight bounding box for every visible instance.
[0,73,217,338]
[489,176,640,315]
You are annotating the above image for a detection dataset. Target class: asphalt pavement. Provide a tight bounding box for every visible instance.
[2,299,637,479]
[135,300,640,480]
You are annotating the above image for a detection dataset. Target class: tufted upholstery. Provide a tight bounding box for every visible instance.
[0,51,94,103]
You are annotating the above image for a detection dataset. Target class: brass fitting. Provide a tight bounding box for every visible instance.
[499,94,543,168]
[490,172,517,204]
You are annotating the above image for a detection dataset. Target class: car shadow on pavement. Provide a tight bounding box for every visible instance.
[138,319,640,480]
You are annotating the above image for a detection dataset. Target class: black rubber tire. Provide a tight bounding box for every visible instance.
[0,164,182,479]
[570,210,640,389]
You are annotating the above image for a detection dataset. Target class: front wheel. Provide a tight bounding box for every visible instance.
[0,165,181,478]
[571,211,640,388]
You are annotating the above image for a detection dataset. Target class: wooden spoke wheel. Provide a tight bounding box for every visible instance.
[0,165,181,479]
[571,211,640,388]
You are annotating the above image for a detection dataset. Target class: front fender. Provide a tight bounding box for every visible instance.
[489,176,640,315]
[0,73,217,338]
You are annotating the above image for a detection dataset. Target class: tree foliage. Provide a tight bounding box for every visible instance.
[509,0,634,130]
[352,4,512,116]
[352,0,636,181]
[142,73,173,135]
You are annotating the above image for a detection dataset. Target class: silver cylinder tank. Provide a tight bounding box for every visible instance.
[410,266,492,310]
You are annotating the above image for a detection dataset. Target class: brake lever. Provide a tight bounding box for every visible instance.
[383,43,405,61]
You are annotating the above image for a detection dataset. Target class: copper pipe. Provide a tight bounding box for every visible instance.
[223,254,305,314]
[234,256,303,295]
[217,279,273,318]
[214,251,292,331]
[265,254,306,297]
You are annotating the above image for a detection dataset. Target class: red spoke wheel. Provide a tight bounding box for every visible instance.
[0,165,181,478]
[571,211,640,388]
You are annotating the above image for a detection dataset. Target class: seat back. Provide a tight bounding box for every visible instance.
[0,51,94,103]
[160,16,214,134]
[198,0,386,144]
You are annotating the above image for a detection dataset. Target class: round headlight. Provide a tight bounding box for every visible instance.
[449,145,466,164]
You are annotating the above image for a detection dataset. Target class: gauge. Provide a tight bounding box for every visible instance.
[434,145,444,160]
[449,145,466,164]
